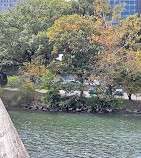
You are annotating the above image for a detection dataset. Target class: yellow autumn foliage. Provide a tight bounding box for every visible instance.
[22,82,35,89]
[23,61,47,78]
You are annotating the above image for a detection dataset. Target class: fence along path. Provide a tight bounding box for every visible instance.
[0,99,29,158]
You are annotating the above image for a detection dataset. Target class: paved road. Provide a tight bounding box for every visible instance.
[123,93,141,100]
[59,90,141,100]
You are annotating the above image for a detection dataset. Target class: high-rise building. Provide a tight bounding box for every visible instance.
[110,0,141,19]
[0,0,22,13]
[136,0,141,15]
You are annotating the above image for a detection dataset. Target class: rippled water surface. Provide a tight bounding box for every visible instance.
[9,110,141,158]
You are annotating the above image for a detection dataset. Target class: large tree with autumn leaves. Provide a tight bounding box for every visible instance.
[91,8,141,99]
[0,0,140,100]
[45,0,127,97]
[46,14,105,97]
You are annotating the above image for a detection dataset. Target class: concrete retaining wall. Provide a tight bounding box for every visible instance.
[0,99,29,158]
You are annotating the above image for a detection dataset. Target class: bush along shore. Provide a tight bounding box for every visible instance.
[1,76,139,115]
[17,98,141,115]
[13,90,127,114]
[23,96,122,114]
[1,88,124,114]
[2,88,141,115]
[0,74,124,115]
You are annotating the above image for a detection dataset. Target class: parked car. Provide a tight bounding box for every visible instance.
[115,89,124,96]
[88,88,96,95]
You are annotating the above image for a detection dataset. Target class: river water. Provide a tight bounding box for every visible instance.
[9,110,141,158]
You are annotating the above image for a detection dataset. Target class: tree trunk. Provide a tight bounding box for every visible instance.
[108,84,112,95]
[79,77,84,98]
[128,93,132,100]
[0,99,30,158]
[80,89,84,98]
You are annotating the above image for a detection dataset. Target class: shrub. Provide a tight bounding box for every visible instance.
[19,82,35,105]
[20,61,47,87]
[86,96,98,107]
[7,76,21,88]
[86,96,125,112]
[40,70,61,106]
[59,95,86,108]
[59,96,78,108]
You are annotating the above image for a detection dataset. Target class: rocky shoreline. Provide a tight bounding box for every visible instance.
[8,103,141,116]
[19,102,119,114]
[7,98,141,115]
[2,88,141,115]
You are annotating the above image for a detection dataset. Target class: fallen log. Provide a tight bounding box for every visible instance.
[0,99,30,158]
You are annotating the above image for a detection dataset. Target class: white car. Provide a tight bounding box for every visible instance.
[115,89,124,96]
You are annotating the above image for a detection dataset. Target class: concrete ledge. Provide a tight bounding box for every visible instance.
[0,99,29,158]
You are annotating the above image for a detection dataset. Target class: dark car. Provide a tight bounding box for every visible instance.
[88,88,96,95]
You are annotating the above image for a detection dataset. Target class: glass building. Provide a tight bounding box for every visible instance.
[136,0,141,15]
[110,0,140,19]
[0,0,22,12]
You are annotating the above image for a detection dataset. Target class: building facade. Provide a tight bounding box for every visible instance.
[136,0,141,15]
[0,0,22,12]
[110,0,141,19]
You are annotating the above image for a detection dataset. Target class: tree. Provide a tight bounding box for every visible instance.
[0,0,80,66]
[20,61,47,86]
[114,51,141,100]
[94,14,141,99]
[87,0,125,94]
[112,15,141,99]
[47,14,104,97]
[78,0,95,15]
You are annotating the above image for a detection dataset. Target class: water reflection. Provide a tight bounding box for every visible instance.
[9,111,141,158]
